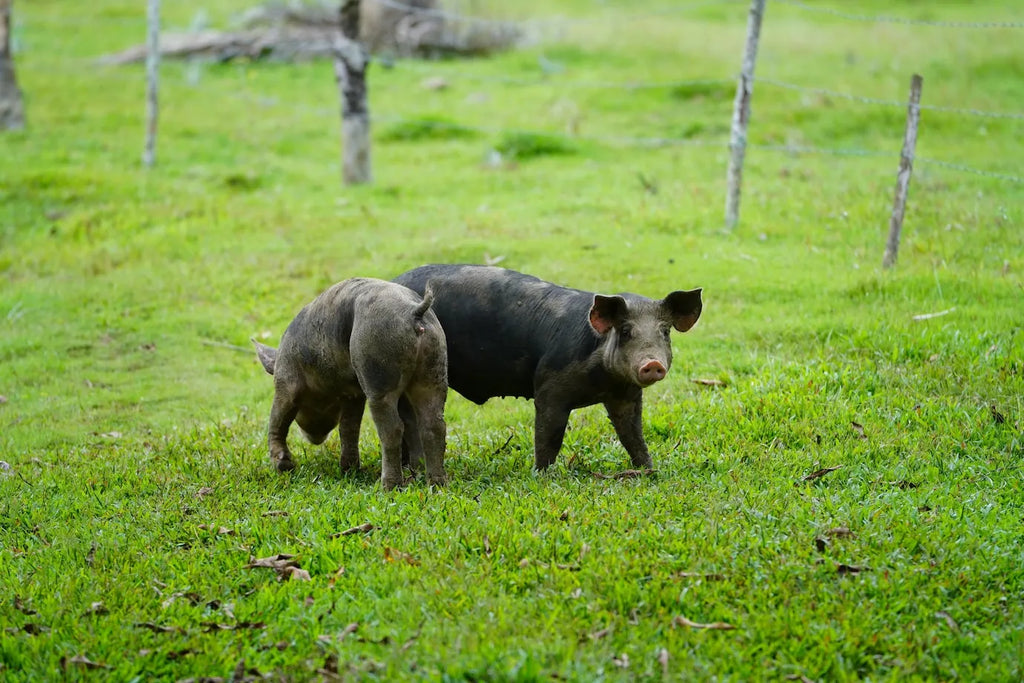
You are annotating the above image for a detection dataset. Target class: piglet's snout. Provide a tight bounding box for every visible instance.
[638,359,667,385]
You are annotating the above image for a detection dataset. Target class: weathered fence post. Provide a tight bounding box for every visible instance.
[143,0,160,167]
[0,0,25,130]
[724,0,766,230]
[334,0,372,185]
[882,74,923,269]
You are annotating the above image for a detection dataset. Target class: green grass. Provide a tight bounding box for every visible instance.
[2,0,1023,679]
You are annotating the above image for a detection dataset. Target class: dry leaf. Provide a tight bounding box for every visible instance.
[592,469,654,480]
[196,487,214,499]
[675,571,725,581]
[62,655,109,670]
[83,602,108,617]
[802,465,842,482]
[202,621,265,632]
[135,622,183,634]
[990,405,1006,424]
[826,526,855,539]
[836,563,870,575]
[558,509,569,522]
[658,648,669,676]
[483,535,492,557]
[318,622,359,644]
[282,566,311,582]
[328,567,346,588]
[245,554,299,571]
[850,421,867,439]
[814,537,829,553]
[166,648,198,660]
[588,627,611,641]
[198,524,236,536]
[612,654,630,668]
[935,610,960,633]
[15,623,50,636]
[262,510,289,517]
[673,615,736,630]
[383,547,419,566]
[891,480,919,490]
[333,523,374,538]
[14,596,37,616]
[691,378,726,387]
[0,395,7,404]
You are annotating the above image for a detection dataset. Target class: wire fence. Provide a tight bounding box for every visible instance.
[13,0,1023,186]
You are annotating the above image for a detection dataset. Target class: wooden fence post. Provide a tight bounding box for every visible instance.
[724,0,766,230]
[0,0,25,130]
[883,74,923,269]
[334,0,372,185]
[143,0,159,167]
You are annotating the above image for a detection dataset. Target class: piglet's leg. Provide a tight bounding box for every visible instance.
[337,395,365,472]
[533,395,571,470]
[267,394,298,472]
[604,394,652,469]
[408,387,447,486]
[367,395,406,490]
[398,396,424,472]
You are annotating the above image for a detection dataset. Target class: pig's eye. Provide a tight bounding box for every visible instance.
[661,326,671,338]
[620,324,633,339]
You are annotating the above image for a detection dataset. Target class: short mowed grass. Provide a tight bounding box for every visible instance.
[2,0,1023,679]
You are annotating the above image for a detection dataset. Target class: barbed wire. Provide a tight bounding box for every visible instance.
[915,158,1024,184]
[368,0,738,28]
[754,77,1024,121]
[772,0,1024,29]
[391,60,734,90]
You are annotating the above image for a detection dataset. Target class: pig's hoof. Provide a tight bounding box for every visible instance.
[427,473,448,487]
[274,457,296,473]
[381,476,404,491]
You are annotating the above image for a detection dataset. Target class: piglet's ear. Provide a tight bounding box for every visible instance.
[662,288,702,332]
[589,295,628,335]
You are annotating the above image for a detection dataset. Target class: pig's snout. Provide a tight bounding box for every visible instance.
[638,359,667,386]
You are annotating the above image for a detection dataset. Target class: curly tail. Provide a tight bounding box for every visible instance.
[412,284,434,320]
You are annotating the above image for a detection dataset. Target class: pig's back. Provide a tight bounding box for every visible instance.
[395,265,597,404]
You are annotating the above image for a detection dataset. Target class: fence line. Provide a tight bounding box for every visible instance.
[753,77,1024,121]
[369,0,737,28]
[225,85,1022,183]
[772,0,1024,30]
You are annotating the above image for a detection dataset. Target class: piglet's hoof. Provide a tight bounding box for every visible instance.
[274,457,296,473]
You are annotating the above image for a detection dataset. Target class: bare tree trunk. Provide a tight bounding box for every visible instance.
[883,74,923,269]
[0,0,25,130]
[143,0,160,167]
[333,0,371,184]
[724,0,766,230]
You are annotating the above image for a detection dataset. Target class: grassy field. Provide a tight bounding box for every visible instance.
[2,0,1023,679]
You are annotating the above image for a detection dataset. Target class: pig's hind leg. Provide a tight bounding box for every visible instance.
[406,385,447,486]
[366,393,406,490]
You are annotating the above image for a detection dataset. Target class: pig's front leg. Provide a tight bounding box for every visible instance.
[533,394,571,470]
[604,393,653,469]
[267,394,298,472]
[337,395,366,472]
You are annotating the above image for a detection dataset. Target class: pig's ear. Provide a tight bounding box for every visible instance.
[589,295,629,335]
[662,288,702,332]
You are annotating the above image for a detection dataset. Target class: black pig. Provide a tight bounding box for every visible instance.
[393,265,701,469]
[254,278,448,489]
